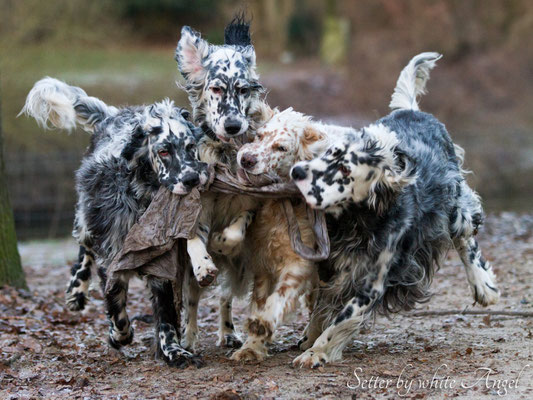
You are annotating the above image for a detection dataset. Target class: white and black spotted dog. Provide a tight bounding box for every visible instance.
[21,78,209,367]
[175,19,273,351]
[290,53,499,368]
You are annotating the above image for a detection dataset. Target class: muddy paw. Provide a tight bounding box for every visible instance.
[162,344,204,369]
[194,256,218,287]
[108,326,134,349]
[292,349,328,369]
[217,333,243,349]
[231,346,267,362]
[65,291,87,311]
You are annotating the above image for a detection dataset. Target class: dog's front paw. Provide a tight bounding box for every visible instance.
[65,290,87,311]
[473,281,500,307]
[293,348,329,369]
[161,343,204,369]
[231,345,267,362]
[210,226,244,255]
[193,255,218,287]
[217,332,243,349]
[471,267,500,307]
[108,326,134,349]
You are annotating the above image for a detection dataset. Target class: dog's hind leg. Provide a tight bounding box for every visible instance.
[103,271,134,349]
[217,294,243,348]
[293,251,395,368]
[149,278,203,368]
[65,245,93,311]
[450,182,499,306]
[182,270,201,352]
[299,303,326,351]
[454,237,499,306]
[232,260,314,361]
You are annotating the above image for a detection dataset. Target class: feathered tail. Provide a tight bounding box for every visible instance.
[19,77,116,133]
[389,52,442,111]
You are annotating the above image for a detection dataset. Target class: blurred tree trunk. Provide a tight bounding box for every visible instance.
[0,76,26,288]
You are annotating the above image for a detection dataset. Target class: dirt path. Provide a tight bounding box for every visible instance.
[1,213,532,399]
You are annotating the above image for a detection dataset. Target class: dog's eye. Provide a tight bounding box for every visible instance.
[211,86,222,95]
[239,87,250,95]
[339,165,351,176]
[158,150,169,157]
[276,145,287,152]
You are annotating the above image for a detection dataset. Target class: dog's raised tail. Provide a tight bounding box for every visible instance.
[389,52,442,111]
[19,77,116,133]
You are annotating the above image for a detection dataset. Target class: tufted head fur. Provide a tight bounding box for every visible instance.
[175,21,264,142]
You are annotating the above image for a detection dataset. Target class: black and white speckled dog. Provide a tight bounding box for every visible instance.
[21,78,208,367]
[290,53,499,368]
[175,19,272,351]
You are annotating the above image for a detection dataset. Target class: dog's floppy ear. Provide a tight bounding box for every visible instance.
[303,125,324,144]
[121,125,149,162]
[384,147,417,190]
[175,26,210,83]
[300,125,327,160]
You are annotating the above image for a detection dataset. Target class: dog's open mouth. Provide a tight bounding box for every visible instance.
[216,134,231,143]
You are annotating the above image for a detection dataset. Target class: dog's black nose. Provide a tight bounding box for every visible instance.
[182,172,200,188]
[224,119,242,135]
[240,153,257,169]
[291,166,307,181]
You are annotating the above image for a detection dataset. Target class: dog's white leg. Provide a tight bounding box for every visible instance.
[65,246,94,311]
[217,294,242,348]
[182,271,201,352]
[232,261,313,362]
[210,210,254,255]
[454,237,499,306]
[187,222,218,287]
[450,183,499,306]
[250,272,274,314]
[293,251,394,368]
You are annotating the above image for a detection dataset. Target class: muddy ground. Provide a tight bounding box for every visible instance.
[1,212,532,399]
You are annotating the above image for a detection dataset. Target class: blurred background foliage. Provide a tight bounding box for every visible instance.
[1,0,532,239]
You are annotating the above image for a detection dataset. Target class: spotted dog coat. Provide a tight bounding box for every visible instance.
[21,78,208,367]
[291,53,499,368]
[175,20,271,351]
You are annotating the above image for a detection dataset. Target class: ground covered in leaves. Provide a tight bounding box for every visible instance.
[1,212,532,399]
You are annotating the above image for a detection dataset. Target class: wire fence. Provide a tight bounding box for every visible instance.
[6,151,83,240]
